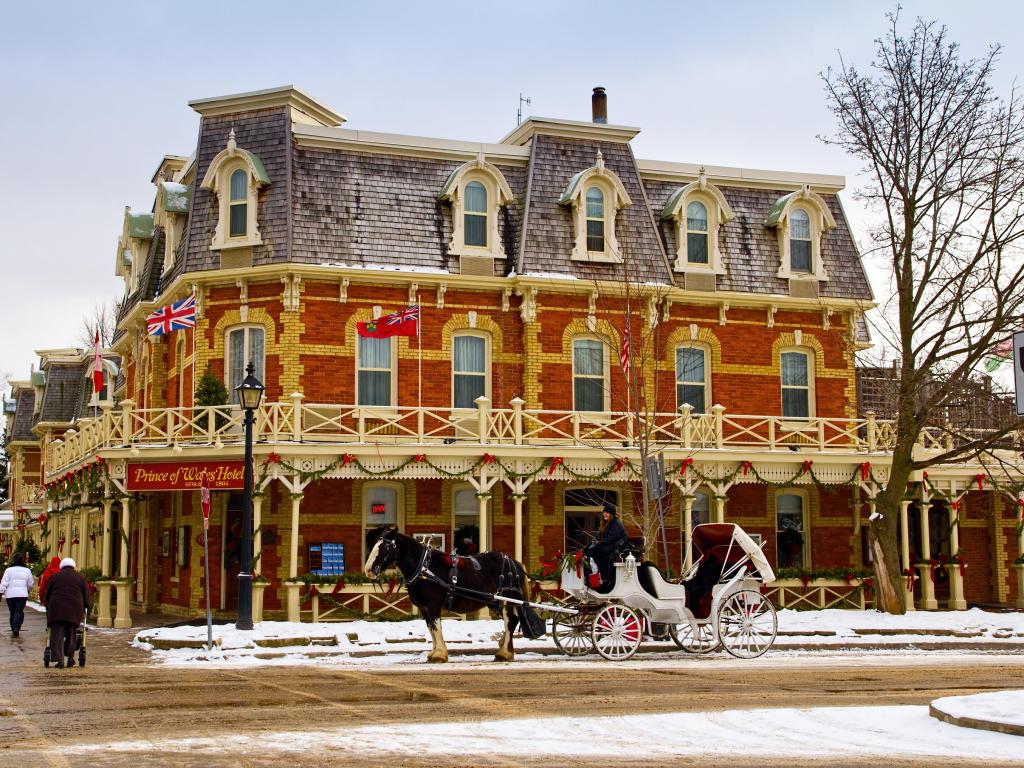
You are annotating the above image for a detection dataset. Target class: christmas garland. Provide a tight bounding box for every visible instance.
[43,457,108,509]
[674,457,884,489]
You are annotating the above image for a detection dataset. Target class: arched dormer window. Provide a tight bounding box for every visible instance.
[199,129,270,251]
[560,150,631,263]
[439,153,514,262]
[765,184,836,283]
[661,170,734,275]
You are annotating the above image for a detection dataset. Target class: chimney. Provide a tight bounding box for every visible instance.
[592,86,607,124]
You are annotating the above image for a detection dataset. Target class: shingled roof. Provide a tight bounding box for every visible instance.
[37,363,86,424]
[9,388,36,442]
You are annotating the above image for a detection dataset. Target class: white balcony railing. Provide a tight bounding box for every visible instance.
[43,395,982,479]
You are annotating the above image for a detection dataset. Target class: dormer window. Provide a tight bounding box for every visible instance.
[560,151,631,263]
[199,129,270,251]
[586,187,605,253]
[686,201,709,264]
[229,169,248,238]
[765,185,836,283]
[464,181,488,247]
[661,171,734,275]
[789,208,811,272]
[439,154,514,263]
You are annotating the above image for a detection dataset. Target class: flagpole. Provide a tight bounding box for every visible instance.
[417,293,423,415]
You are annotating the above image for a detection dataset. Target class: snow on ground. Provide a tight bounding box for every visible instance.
[72,704,1024,760]
[932,690,1024,729]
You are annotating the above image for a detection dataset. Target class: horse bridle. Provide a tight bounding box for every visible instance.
[372,536,398,576]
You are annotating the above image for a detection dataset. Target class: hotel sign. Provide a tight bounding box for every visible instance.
[126,461,245,491]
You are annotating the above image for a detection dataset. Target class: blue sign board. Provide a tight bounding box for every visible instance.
[309,542,345,576]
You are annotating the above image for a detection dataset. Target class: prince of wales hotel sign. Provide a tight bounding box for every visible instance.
[126,461,245,491]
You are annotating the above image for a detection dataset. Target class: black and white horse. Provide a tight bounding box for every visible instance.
[362,527,545,663]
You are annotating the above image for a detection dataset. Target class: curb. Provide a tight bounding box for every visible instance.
[929,696,1024,737]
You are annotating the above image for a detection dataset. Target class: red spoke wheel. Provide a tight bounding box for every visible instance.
[591,604,643,661]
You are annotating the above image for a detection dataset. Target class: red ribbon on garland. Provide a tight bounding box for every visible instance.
[612,457,627,474]
[929,559,938,583]
[342,453,354,466]
[741,461,751,476]
[903,567,917,591]
[800,574,811,593]
[548,457,563,475]
[482,453,497,464]
[860,462,871,481]
[951,501,961,512]
[679,457,694,476]
[573,550,584,578]
[413,454,426,463]
[266,452,282,465]
[801,460,814,474]
[975,473,986,491]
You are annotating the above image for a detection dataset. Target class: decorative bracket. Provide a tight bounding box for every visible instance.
[281,274,302,312]
[662,297,673,323]
[436,283,447,309]
[645,294,659,330]
[501,287,512,313]
[767,304,778,328]
[236,278,249,322]
[339,277,349,304]
[718,302,729,326]
[587,290,598,318]
[408,282,419,307]
[516,286,537,323]
[190,283,204,319]
[822,307,833,331]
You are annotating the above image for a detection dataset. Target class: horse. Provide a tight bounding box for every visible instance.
[362,527,546,663]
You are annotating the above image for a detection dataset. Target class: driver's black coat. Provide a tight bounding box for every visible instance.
[587,517,627,584]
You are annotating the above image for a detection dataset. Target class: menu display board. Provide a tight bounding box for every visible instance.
[309,542,345,576]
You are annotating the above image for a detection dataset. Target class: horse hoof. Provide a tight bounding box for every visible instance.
[427,655,448,664]
[493,654,513,662]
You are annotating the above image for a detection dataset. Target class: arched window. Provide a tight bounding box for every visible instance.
[464,181,488,248]
[675,346,709,414]
[229,169,248,238]
[452,332,488,409]
[226,326,265,402]
[776,492,807,568]
[789,208,811,273]
[585,187,605,253]
[357,336,393,407]
[780,349,813,419]
[573,337,607,413]
[364,483,402,561]
[453,486,479,555]
[686,201,709,265]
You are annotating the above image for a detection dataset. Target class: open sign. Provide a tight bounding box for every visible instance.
[371,503,387,515]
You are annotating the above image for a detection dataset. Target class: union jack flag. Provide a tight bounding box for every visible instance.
[385,305,419,326]
[147,295,197,336]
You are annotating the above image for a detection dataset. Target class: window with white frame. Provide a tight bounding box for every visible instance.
[780,350,813,419]
[438,158,513,259]
[776,492,807,569]
[453,486,480,555]
[364,483,401,561]
[789,208,812,273]
[686,201,709,265]
[573,338,607,413]
[229,169,248,239]
[226,326,265,403]
[585,187,605,253]
[357,336,393,407]
[675,346,709,414]
[453,333,488,409]
[464,181,488,248]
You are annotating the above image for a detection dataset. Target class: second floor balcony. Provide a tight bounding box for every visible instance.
[43,395,997,481]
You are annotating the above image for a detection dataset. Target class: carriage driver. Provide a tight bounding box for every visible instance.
[585,507,628,591]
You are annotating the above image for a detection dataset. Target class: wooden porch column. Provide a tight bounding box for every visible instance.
[78,507,89,568]
[917,491,937,609]
[101,498,114,576]
[286,493,303,622]
[713,496,726,525]
[899,500,915,612]
[512,494,524,562]
[114,496,133,629]
[682,496,694,571]
[947,485,967,610]
[478,492,491,552]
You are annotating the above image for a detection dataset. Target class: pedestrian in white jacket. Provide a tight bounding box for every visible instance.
[0,555,35,637]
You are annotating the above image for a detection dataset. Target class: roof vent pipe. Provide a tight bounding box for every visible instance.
[592,87,607,124]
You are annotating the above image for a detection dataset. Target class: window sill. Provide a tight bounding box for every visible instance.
[571,250,622,264]
[210,236,262,252]
[673,261,726,275]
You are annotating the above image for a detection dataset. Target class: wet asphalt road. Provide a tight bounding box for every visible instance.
[1,606,1022,767]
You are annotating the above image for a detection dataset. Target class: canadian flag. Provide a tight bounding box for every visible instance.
[92,330,104,394]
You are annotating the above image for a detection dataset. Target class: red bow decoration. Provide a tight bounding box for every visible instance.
[800,574,811,593]
[612,457,627,474]
[801,460,814,474]
[90,534,96,544]
[57,537,66,551]
[266,452,282,465]
[975,473,986,491]
[860,462,871,481]
[951,501,961,512]
[844,571,854,586]
[548,457,563,475]
[862,577,874,601]
[482,454,497,464]
[923,471,929,480]
[573,550,584,578]
[742,461,751,476]
[959,560,967,578]
[342,453,353,466]
[37,513,47,525]
[679,457,694,476]
[413,454,426,463]
[95,456,105,465]
[71,537,79,546]
[929,559,938,583]
[904,568,917,591]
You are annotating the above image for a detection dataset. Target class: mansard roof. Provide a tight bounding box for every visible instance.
[9,388,36,442]
[37,362,86,424]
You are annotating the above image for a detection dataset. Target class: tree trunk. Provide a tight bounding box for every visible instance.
[870,451,915,614]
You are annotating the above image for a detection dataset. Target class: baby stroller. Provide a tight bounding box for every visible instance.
[43,623,86,668]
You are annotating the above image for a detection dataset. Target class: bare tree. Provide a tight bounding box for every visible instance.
[823,13,1024,612]
[77,299,122,349]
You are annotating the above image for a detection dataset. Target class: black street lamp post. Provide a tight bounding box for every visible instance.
[235,361,264,630]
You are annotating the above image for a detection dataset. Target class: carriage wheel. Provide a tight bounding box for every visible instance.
[717,590,777,659]
[591,604,643,661]
[551,613,594,656]
[669,620,719,654]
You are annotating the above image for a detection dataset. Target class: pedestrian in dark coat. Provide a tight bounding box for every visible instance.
[586,508,628,590]
[43,558,90,668]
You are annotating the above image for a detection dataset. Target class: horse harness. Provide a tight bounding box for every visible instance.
[406,547,523,609]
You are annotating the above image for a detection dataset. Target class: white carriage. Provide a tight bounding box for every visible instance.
[549,523,778,661]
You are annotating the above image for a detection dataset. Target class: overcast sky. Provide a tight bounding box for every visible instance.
[2,0,1022,394]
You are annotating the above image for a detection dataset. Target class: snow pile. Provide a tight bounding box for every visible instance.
[932,690,1024,730]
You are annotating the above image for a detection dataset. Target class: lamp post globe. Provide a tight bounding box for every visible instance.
[235,361,264,630]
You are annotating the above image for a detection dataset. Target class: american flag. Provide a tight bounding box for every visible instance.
[147,295,197,336]
[385,305,419,327]
[620,323,631,378]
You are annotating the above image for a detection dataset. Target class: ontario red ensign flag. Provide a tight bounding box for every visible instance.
[357,305,419,338]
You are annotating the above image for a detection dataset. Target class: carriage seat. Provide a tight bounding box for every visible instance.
[679,553,724,619]
[637,563,687,601]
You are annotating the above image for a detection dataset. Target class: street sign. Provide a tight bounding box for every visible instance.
[645,453,666,500]
[1015,330,1024,416]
